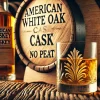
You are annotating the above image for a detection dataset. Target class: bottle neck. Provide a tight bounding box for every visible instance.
[0,0,8,12]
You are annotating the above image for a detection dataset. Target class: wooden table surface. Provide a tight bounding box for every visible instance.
[0,81,100,100]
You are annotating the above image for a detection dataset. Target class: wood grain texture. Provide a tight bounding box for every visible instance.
[0,81,99,100]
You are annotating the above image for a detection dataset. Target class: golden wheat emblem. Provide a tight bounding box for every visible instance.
[63,48,87,83]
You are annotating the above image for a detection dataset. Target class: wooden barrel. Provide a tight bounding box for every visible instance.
[15,0,75,72]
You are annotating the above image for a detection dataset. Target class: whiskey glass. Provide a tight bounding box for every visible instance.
[56,41,97,93]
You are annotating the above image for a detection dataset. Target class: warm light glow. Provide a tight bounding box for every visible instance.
[4,2,7,11]
[11,16,15,48]
[89,82,97,92]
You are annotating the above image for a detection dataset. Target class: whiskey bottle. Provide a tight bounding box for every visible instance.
[0,0,16,80]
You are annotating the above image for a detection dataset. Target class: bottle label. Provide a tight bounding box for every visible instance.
[0,48,14,65]
[0,27,14,65]
[0,27,12,47]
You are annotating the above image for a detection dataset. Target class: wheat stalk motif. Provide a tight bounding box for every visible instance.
[64,48,87,83]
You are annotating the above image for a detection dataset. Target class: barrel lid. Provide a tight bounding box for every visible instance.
[15,0,74,72]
